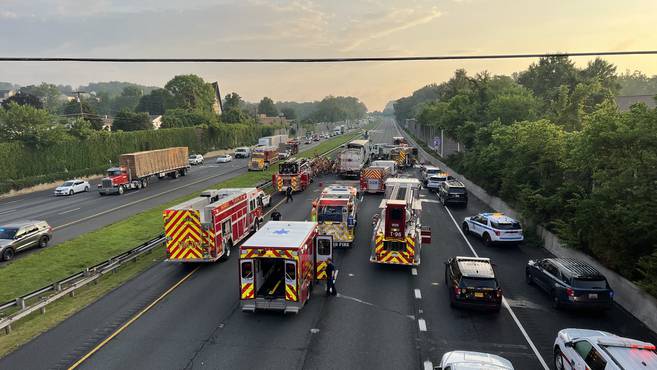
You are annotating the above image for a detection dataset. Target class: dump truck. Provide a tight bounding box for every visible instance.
[239,221,333,313]
[98,147,189,195]
[337,139,370,178]
[248,146,279,171]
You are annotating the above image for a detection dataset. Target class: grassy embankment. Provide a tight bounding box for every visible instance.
[0,129,365,356]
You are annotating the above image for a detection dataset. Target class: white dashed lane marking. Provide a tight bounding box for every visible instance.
[411,268,418,276]
[443,205,550,370]
[418,318,427,332]
[423,360,433,370]
[414,289,422,299]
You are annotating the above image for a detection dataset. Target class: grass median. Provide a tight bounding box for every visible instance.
[0,130,365,355]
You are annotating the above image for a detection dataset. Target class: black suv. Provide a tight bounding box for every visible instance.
[437,180,468,206]
[445,256,502,311]
[526,258,613,310]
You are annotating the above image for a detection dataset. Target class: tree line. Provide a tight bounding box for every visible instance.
[395,56,657,297]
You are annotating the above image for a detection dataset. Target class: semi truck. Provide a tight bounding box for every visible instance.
[164,188,267,262]
[98,147,189,195]
[239,221,333,313]
[258,134,288,148]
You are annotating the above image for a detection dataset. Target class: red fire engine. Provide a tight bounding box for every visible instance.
[164,188,268,262]
[272,158,313,193]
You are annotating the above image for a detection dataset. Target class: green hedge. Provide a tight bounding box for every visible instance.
[0,124,279,194]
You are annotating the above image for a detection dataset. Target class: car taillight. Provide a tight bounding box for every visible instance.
[494,230,500,236]
[454,287,461,295]
[566,288,575,297]
[496,289,502,298]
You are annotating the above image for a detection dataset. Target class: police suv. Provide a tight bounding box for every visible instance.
[554,328,657,370]
[462,213,523,247]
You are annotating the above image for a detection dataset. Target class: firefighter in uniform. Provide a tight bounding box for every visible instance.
[326,258,337,296]
[286,186,293,203]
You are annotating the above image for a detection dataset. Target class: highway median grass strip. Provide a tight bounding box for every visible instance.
[0,130,365,356]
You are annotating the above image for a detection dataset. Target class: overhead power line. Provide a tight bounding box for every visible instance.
[0,50,656,63]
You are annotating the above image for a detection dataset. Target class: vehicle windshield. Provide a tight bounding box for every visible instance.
[0,227,18,239]
[460,277,498,289]
[189,155,196,159]
[280,163,298,174]
[236,149,247,153]
[62,181,75,186]
[572,279,607,289]
[318,206,344,222]
[491,221,521,230]
[107,169,122,176]
[429,176,446,182]
[252,153,265,158]
[449,188,466,194]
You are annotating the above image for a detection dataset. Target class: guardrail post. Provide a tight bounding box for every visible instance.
[69,289,76,298]
[84,268,91,277]
[4,324,10,335]
[15,298,25,310]
[53,282,62,292]
[40,306,46,314]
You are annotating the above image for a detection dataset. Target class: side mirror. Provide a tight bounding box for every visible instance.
[564,341,574,348]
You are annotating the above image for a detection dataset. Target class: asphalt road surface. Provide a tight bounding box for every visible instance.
[1,119,654,369]
[0,138,331,264]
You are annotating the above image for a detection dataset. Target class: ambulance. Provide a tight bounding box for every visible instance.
[163,188,267,262]
[239,221,333,313]
[311,184,359,247]
[360,165,392,194]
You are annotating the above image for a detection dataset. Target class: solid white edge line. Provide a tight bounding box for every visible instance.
[58,207,81,215]
[423,360,433,370]
[414,289,422,299]
[443,206,550,370]
[418,318,427,332]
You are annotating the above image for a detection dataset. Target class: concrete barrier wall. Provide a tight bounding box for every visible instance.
[396,121,657,334]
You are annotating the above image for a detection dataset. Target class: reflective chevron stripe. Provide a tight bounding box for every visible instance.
[239,248,298,260]
[285,284,298,301]
[319,223,354,244]
[241,283,254,299]
[277,176,283,191]
[316,261,328,280]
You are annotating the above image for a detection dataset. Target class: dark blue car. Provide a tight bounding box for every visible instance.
[526,258,613,310]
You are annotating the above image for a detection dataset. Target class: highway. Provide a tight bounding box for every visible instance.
[1,119,654,369]
[0,138,328,263]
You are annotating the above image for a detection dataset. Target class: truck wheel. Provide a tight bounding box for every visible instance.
[173,171,179,179]
[483,233,492,247]
[142,179,148,188]
[99,192,105,196]
[2,247,15,261]
[118,186,124,195]
[180,169,187,177]
[221,241,233,261]
[136,181,142,190]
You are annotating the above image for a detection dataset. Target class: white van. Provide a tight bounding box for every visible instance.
[234,147,251,158]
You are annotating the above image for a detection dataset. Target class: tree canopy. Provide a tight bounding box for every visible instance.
[112,111,152,131]
[165,75,215,112]
[257,97,278,117]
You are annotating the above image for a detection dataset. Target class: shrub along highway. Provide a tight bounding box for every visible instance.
[0,119,654,369]
[0,139,329,263]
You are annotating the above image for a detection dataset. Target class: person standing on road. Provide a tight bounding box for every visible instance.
[285,186,293,203]
[326,258,337,296]
[271,209,282,221]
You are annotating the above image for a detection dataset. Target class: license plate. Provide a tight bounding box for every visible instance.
[588,293,598,299]
[474,292,484,298]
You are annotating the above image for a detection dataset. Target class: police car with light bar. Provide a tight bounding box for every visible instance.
[553,328,657,370]
[462,212,523,247]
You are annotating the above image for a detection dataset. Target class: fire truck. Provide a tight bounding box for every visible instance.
[390,146,414,169]
[393,136,408,146]
[371,178,431,266]
[248,146,279,171]
[311,184,359,247]
[272,158,313,193]
[239,221,333,313]
[163,188,267,262]
[360,165,392,194]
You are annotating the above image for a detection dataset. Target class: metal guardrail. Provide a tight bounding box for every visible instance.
[0,131,362,335]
